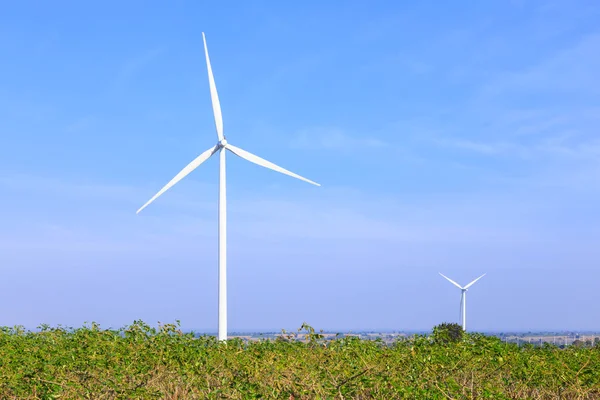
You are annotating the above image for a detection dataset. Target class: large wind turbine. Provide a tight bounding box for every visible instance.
[136,33,320,341]
[439,273,486,331]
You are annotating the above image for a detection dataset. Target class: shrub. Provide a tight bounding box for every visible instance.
[432,322,464,344]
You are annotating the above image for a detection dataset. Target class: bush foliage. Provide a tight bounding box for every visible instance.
[432,322,464,345]
[0,321,599,399]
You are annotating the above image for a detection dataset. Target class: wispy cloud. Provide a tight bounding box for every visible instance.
[417,26,600,189]
[539,138,600,159]
[112,47,165,90]
[512,115,571,137]
[0,173,143,203]
[1,172,587,254]
[480,33,600,97]
[360,53,434,76]
[433,135,600,162]
[432,138,525,157]
[65,116,96,134]
[0,172,217,214]
[290,127,386,151]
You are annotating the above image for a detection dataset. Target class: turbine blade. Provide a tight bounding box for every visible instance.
[439,273,463,289]
[464,273,486,289]
[225,144,320,187]
[202,32,224,141]
[137,145,219,214]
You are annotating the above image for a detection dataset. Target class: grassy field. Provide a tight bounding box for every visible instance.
[1,321,599,399]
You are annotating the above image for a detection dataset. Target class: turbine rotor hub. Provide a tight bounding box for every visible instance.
[219,138,228,147]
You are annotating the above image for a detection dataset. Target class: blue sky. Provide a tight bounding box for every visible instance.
[1,0,599,333]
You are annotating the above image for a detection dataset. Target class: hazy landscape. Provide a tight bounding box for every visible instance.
[229,331,600,347]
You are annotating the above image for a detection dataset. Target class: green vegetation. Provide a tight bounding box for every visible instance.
[1,321,599,399]
[431,322,464,345]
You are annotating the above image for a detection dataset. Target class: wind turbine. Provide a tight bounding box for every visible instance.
[439,273,486,331]
[136,33,320,341]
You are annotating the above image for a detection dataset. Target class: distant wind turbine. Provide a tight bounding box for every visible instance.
[136,33,320,341]
[439,273,486,331]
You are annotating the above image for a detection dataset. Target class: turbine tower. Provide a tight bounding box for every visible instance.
[137,33,320,341]
[439,273,486,331]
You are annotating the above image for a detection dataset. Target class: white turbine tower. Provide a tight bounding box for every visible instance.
[136,33,320,341]
[439,273,486,331]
